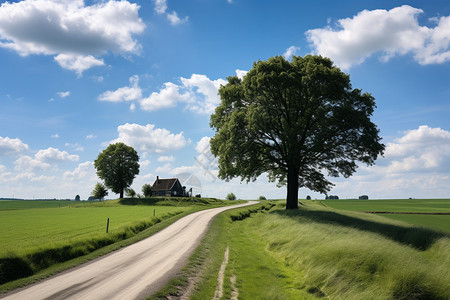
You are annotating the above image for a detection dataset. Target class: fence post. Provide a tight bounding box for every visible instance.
[106,218,110,233]
[153,209,155,217]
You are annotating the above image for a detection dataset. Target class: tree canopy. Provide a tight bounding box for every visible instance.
[94,142,139,199]
[210,55,384,209]
[92,182,108,201]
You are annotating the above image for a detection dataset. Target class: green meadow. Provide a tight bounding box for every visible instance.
[322,199,450,233]
[0,201,183,256]
[156,200,450,300]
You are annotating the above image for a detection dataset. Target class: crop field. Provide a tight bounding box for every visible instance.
[321,199,450,233]
[0,200,76,211]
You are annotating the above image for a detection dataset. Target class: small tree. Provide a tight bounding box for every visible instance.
[75,195,81,201]
[94,142,139,198]
[306,195,311,200]
[142,183,152,197]
[92,183,108,201]
[258,195,267,200]
[126,188,136,198]
[226,192,237,200]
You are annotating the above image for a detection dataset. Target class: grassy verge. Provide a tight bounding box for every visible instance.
[153,200,449,299]
[0,198,237,292]
[148,201,315,300]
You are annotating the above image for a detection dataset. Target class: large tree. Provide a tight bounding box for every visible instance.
[210,55,384,209]
[94,142,140,199]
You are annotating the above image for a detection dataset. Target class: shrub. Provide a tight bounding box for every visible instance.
[258,195,267,200]
[226,193,237,201]
[359,195,369,200]
[306,195,311,200]
[126,188,136,198]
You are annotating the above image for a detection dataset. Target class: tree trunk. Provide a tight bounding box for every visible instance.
[120,188,124,199]
[286,165,299,209]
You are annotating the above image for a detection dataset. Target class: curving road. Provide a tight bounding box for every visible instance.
[1,202,255,300]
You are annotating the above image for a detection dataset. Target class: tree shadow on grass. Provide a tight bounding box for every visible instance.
[271,208,448,251]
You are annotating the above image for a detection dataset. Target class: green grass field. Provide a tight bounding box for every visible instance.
[156,200,450,299]
[0,201,183,256]
[0,200,75,211]
[322,199,450,233]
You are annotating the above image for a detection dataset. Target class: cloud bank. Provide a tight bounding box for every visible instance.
[0,0,145,75]
[307,5,450,69]
[99,72,242,114]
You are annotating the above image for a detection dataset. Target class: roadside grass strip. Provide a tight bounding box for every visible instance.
[155,200,450,299]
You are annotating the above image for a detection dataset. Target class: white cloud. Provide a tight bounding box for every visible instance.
[235,69,248,80]
[51,134,59,138]
[306,5,450,69]
[0,0,145,74]
[86,134,97,139]
[156,163,172,173]
[158,155,175,162]
[57,91,70,98]
[100,73,227,114]
[327,125,450,199]
[14,155,50,172]
[63,161,95,181]
[35,147,79,163]
[166,11,188,26]
[54,54,105,76]
[383,126,450,173]
[181,74,227,114]
[169,136,218,185]
[0,136,29,155]
[140,82,189,111]
[154,0,188,26]
[98,75,142,102]
[140,159,151,168]
[283,46,300,60]
[111,123,189,153]
[154,0,167,14]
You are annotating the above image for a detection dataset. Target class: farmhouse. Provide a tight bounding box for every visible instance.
[151,176,185,197]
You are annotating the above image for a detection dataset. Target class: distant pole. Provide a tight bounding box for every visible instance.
[106,218,110,233]
[153,209,155,217]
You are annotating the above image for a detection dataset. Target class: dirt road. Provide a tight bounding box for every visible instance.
[1,202,255,300]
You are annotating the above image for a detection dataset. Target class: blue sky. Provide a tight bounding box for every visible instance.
[1,0,450,200]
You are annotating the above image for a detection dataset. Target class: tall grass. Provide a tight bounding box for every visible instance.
[170,201,449,299]
[253,203,450,299]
